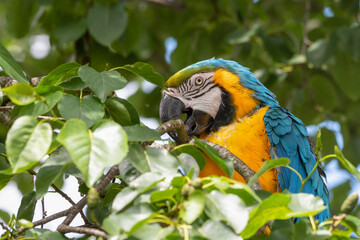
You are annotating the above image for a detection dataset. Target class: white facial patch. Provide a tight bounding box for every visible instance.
[165,72,222,118]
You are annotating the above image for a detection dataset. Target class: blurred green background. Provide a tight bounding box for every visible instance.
[0,0,359,217]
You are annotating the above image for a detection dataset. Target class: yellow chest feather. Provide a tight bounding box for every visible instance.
[199,106,278,192]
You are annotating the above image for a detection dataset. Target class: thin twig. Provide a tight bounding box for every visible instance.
[41,197,45,229]
[0,221,9,232]
[51,184,89,225]
[58,166,119,229]
[0,106,14,110]
[17,209,70,235]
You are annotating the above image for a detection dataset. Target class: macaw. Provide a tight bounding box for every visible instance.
[159,58,329,222]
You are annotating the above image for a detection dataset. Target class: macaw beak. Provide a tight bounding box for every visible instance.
[159,93,213,143]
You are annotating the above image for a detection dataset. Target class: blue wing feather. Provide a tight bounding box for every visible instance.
[264,107,329,223]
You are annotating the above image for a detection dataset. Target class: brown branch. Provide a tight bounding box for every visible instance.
[41,197,45,229]
[57,225,108,239]
[17,209,70,235]
[0,221,9,232]
[58,165,119,230]
[51,184,89,225]
[0,76,42,87]
[0,106,14,110]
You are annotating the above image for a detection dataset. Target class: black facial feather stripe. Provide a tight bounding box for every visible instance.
[190,84,217,98]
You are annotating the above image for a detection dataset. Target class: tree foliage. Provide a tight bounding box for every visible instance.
[0,0,359,239]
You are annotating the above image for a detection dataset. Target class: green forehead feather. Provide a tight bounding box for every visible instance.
[166,64,217,87]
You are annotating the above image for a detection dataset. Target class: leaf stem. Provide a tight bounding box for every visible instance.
[309,215,317,231]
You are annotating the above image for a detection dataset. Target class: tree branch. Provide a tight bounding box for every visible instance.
[0,76,42,87]
[57,225,108,239]
[51,184,89,225]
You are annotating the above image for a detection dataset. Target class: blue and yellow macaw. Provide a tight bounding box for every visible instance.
[159,58,329,222]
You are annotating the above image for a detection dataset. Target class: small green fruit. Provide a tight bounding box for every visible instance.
[192,178,203,189]
[341,193,358,214]
[87,187,100,209]
[181,184,195,197]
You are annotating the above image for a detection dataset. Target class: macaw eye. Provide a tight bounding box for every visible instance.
[195,77,203,85]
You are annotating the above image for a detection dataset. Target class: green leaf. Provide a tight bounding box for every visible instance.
[78,66,127,102]
[174,144,206,170]
[87,2,128,46]
[194,139,233,178]
[131,224,174,240]
[342,215,360,237]
[53,19,87,44]
[241,193,326,238]
[329,51,360,101]
[112,187,140,212]
[127,144,150,173]
[200,220,243,240]
[18,91,63,117]
[101,183,122,208]
[0,174,14,191]
[57,119,128,186]
[146,148,179,177]
[119,157,141,184]
[0,209,10,223]
[6,116,52,173]
[6,0,38,38]
[335,146,360,181]
[37,62,81,88]
[306,39,333,67]
[120,62,165,89]
[59,77,87,90]
[129,172,165,192]
[3,83,37,106]
[17,219,33,228]
[123,125,161,141]
[58,95,105,127]
[105,97,140,126]
[309,75,338,110]
[125,146,179,178]
[150,188,178,203]
[105,203,154,236]
[0,42,28,84]
[35,148,72,199]
[247,158,290,187]
[16,191,36,221]
[177,153,200,178]
[226,23,260,45]
[205,190,249,234]
[180,190,205,224]
[287,193,327,217]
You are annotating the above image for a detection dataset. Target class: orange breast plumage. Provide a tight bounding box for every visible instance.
[199,106,278,192]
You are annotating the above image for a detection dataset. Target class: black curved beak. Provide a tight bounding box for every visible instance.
[159,94,213,143]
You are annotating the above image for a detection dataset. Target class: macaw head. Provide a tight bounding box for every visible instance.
[160,58,279,142]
